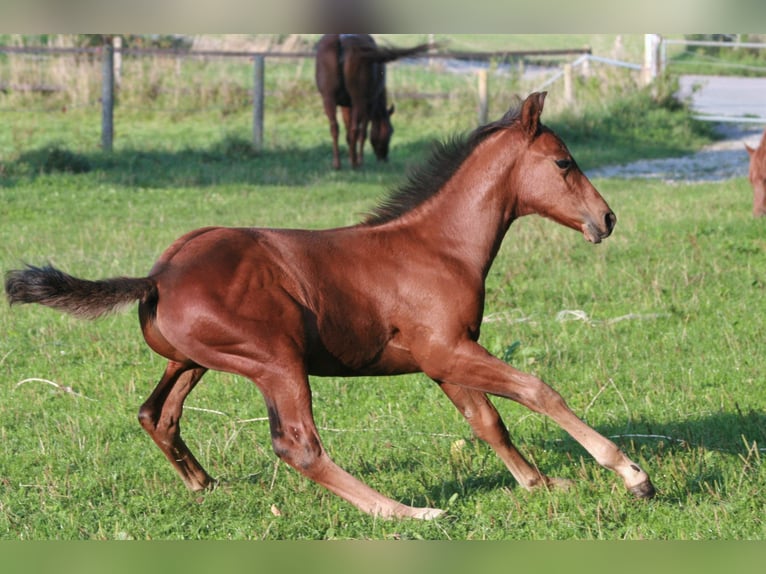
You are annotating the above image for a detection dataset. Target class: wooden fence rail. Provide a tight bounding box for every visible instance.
[0,43,592,152]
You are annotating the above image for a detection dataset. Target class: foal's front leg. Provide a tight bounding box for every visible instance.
[423,341,655,498]
[438,382,573,492]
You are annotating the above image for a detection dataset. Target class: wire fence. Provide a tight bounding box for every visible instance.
[661,37,766,76]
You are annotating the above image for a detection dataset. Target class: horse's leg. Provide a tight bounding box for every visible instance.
[255,364,443,519]
[356,117,369,168]
[341,106,357,167]
[754,180,766,216]
[421,341,655,498]
[438,382,572,491]
[351,111,369,168]
[321,99,341,170]
[137,361,213,491]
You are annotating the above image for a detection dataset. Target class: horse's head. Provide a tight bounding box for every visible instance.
[370,104,395,162]
[746,137,766,217]
[510,92,616,244]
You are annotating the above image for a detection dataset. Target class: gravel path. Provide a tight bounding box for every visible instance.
[587,123,765,182]
[586,75,766,182]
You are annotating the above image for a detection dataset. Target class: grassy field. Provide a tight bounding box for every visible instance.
[1,53,764,539]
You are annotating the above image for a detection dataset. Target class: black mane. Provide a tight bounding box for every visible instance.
[363,99,524,226]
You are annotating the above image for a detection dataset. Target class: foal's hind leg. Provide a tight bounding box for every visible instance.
[254,364,443,519]
[138,361,213,491]
[438,382,572,492]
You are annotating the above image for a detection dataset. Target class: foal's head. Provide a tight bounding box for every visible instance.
[506,92,616,243]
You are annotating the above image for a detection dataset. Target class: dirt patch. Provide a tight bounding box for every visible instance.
[588,123,765,182]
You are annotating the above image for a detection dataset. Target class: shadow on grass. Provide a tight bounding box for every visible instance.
[0,136,439,190]
[376,408,766,510]
[170,408,765,516]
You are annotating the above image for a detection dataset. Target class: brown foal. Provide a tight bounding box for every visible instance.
[6,92,654,519]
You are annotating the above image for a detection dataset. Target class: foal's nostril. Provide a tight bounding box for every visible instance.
[605,211,617,234]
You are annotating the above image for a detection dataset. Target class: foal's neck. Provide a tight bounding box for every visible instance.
[392,135,519,277]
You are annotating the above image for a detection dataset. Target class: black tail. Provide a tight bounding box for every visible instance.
[5,264,156,320]
[359,42,435,63]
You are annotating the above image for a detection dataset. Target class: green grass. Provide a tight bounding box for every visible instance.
[1,62,764,539]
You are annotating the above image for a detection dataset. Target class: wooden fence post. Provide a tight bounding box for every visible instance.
[642,33,661,85]
[477,69,488,125]
[563,63,573,104]
[253,55,265,151]
[101,38,114,152]
[113,35,122,88]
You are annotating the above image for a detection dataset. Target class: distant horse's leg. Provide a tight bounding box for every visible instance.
[138,361,213,491]
[341,106,358,167]
[754,181,766,216]
[422,341,655,498]
[356,117,369,168]
[322,100,342,170]
[255,364,443,519]
[438,382,572,491]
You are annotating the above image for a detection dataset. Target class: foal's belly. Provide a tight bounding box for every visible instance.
[306,340,420,378]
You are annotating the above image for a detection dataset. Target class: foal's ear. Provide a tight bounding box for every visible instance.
[521,91,547,137]
[745,143,756,157]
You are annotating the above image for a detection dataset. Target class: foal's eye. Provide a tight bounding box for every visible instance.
[555,159,572,170]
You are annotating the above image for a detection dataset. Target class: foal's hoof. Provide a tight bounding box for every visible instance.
[629,479,656,499]
[544,477,575,491]
[526,476,573,493]
[412,507,445,520]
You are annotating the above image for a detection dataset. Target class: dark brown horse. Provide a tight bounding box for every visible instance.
[745,129,766,217]
[5,92,654,519]
[315,34,430,169]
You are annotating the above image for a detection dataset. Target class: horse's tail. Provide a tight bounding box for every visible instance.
[5,264,156,320]
[360,42,435,63]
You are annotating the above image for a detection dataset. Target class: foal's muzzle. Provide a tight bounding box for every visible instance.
[584,210,617,244]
